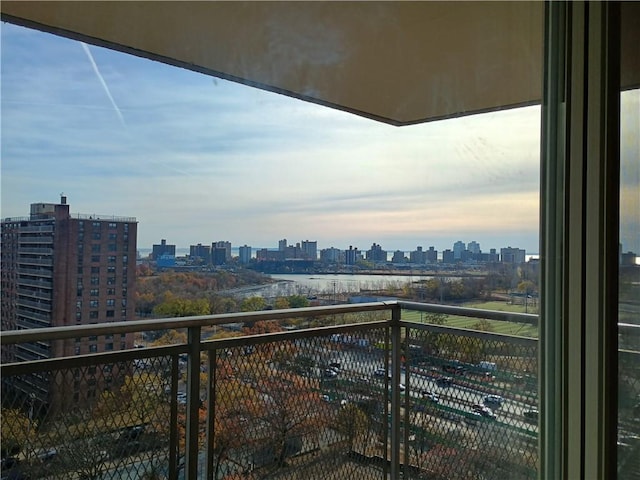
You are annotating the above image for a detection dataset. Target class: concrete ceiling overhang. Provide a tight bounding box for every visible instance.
[1,1,638,126]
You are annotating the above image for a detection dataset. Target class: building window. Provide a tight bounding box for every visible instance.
[77,288,83,297]
[107,277,115,285]
[105,334,113,340]
[89,300,98,308]
[92,222,100,229]
[121,299,127,307]
[108,256,116,264]
[90,289,99,296]
[106,299,115,307]
[105,343,114,351]
[91,244,100,253]
[89,344,97,353]
[122,287,127,297]
[89,311,98,319]
[107,266,116,273]
[107,288,115,296]
[91,266,100,274]
[88,335,97,342]
[108,243,117,252]
[121,309,127,319]
[108,222,116,229]
[91,255,100,263]
[120,342,126,350]
[77,278,83,286]
[74,346,80,355]
[91,276,99,285]
[76,300,82,310]
[77,266,83,274]
[92,232,101,240]
[109,233,117,240]
[76,311,81,320]
[106,310,115,317]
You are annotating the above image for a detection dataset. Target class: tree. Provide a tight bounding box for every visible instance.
[153,293,210,317]
[253,373,327,468]
[334,404,369,451]
[287,295,310,309]
[240,296,266,312]
[273,297,290,309]
[152,329,188,346]
[1,408,37,458]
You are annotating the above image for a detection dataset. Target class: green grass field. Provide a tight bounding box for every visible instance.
[402,300,539,338]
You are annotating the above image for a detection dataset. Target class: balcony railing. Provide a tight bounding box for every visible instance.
[1,302,634,480]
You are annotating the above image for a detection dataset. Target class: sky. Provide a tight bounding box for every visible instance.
[1,23,637,255]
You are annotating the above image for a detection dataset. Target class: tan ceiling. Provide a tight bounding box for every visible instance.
[1,1,638,126]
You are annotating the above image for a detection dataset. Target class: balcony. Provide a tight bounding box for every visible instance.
[0,301,545,480]
[2,301,639,479]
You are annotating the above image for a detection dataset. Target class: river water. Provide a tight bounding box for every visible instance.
[231,273,434,299]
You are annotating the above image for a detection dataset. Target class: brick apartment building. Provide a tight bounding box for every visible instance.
[1,196,137,409]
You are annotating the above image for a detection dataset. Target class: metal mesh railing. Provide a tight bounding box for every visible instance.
[1,302,541,479]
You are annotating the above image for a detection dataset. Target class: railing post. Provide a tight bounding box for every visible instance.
[185,326,202,479]
[206,349,216,480]
[390,304,402,479]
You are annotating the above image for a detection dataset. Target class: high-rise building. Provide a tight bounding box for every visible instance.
[239,245,252,264]
[1,197,137,408]
[345,246,359,265]
[366,243,387,263]
[467,241,481,255]
[410,246,426,264]
[301,240,317,260]
[213,241,232,262]
[320,247,342,264]
[453,240,466,259]
[190,243,211,264]
[500,246,526,264]
[151,238,176,259]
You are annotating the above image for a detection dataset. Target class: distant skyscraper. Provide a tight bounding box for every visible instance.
[320,247,342,263]
[213,241,232,262]
[426,246,438,263]
[278,239,288,251]
[1,197,137,410]
[442,249,455,264]
[467,241,481,255]
[410,246,426,264]
[392,250,406,263]
[500,246,526,264]
[453,241,466,259]
[190,243,211,264]
[301,240,317,260]
[239,245,252,264]
[366,243,387,262]
[152,238,176,259]
[345,246,359,265]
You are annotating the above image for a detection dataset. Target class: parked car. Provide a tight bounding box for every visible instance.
[323,368,338,379]
[483,394,504,407]
[421,390,440,403]
[374,368,391,379]
[472,404,495,418]
[523,409,539,423]
[436,376,453,387]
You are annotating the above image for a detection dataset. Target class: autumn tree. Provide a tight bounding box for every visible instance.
[287,295,310,309]
[253,373,327,468]
[1,408,37,458]
[240,296,267,312]
[334,404,369,451]
[153,292,210,318]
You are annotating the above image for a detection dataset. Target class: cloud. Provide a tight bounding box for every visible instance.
[2,23,543,254]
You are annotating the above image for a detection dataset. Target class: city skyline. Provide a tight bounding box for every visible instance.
[2,23,637,255]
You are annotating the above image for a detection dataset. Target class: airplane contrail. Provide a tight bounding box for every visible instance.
[81,42,126,127]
